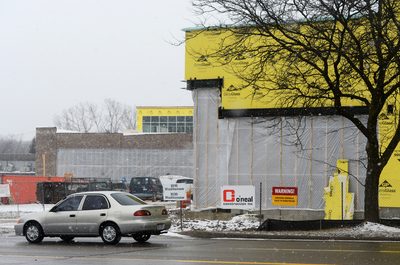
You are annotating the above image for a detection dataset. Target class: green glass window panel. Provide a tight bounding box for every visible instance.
[160,116,167,122]
[177,116,185,122]
[186,124,193,133]
[143,116,150,122]
[168,116,176,122]
[177,123,185,132]
[151,116,159,122]
[186,116,193,122]
[142,124,151,132]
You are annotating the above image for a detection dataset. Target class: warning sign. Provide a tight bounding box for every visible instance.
[272,187,298,206]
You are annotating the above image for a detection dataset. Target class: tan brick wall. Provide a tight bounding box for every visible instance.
[36,127,58,177]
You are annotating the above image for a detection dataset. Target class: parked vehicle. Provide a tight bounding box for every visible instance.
[112,182,129,193]
[176,178,193,185]
[36,178,112,204]
[159,175,191,187]
[129,177,163,202]
[15,191,171,244]
[76,181,111,192]
[36,182,72,204]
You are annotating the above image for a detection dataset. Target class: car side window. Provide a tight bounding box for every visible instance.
[56,195,83,211]
[82,195,109,210]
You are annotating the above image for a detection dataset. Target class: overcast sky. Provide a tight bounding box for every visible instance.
[0,0,196,141]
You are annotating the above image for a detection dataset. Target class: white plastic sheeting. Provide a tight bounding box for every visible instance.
[193,88,367,210]
[57,148,194,181]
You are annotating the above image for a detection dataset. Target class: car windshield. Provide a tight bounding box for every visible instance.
[111,193,146,205]
[177,179,193,184]
[92,182,108,188]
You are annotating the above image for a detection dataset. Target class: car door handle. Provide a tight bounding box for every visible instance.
[70,214,76,217]
[100,213,106,216]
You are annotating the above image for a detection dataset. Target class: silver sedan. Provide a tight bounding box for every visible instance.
[15,191,171,244]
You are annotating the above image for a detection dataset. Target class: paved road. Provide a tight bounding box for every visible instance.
[0,233,399,264]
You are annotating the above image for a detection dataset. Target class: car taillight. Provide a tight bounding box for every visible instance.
[162,209,168,215]
[150,187,153,191]
[134,210,151,216]
[129,187,131,192]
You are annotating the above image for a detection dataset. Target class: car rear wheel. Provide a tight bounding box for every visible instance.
[100,223,121,245]
[60,236,75,242]
[25,222,44,243]
[133,233,151,242]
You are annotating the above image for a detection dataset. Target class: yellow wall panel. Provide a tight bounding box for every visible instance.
[185,27,367,110]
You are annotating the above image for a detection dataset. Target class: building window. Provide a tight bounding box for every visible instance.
[142,116,193,133]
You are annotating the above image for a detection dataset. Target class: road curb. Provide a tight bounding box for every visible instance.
[178,230,400,242]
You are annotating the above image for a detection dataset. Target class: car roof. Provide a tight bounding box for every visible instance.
[71,191,130,196]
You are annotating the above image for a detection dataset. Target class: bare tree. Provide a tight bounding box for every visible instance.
[29,137,36,154]
[189,0,400,222]
[120,103,138,131]
[0,135,29,154]
[53,102,98,133]
[53,99,137,133]
[103,98,124,133]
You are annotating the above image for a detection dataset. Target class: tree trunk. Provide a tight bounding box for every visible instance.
[364,153,381,223]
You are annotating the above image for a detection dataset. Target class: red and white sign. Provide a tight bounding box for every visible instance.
[0,184,10,198]
[221,185,255,210]
[272,187,298,206]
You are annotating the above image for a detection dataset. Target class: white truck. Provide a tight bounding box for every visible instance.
[159,175,193,186]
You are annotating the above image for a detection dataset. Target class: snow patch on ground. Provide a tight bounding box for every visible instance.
[348,222,400,237]
[169,213,260,232]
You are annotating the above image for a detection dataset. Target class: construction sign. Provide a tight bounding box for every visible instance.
[272,187,298,206]
[163,183,188,201]
[323,159,355,220]
[379,178,400,207]
[0,184,10,197]
[221,185,255,210]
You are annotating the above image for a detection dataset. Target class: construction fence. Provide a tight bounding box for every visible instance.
[1,178,399,220]
[56,148,194,181]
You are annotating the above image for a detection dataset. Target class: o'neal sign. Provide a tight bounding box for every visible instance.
[272,187,298,206]
[221,186,255,210]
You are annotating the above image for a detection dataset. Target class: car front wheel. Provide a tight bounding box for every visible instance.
[25,222,44,243]
[133,233,151,242]
[100,223,121,245]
